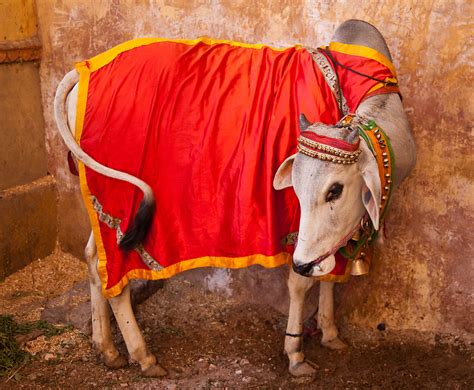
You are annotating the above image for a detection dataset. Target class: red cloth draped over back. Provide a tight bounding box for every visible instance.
[75,38,398,297]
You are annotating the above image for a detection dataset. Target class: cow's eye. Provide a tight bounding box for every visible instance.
[325,183,344,202]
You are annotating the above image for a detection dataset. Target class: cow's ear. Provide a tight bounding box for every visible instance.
[358,142,381,230]
[273,154,296,190]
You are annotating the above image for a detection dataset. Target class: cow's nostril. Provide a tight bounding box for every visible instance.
[292,261,314,277]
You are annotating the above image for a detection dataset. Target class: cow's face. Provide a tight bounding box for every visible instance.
[273,122,381,277]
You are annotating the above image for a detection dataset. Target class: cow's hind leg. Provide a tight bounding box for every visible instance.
[285,268,317,377]
[109,284,167,377]
[318,281,347,350]
[85,232,127,368]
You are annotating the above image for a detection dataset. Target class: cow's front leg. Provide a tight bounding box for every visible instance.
[108,284,167,377]
[85,232,127,368]
[318,281,347,350]
[285,268,317,377]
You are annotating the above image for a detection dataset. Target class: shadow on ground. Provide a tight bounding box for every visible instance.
[0,251,472,389]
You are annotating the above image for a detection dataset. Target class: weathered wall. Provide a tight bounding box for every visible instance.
[0,0,38,41]
[36,1,473,341]
[0,0,57,278]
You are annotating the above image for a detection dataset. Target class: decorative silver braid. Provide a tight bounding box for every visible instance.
[90,195,163,271]
[91,195,121,229]
[135,243,163,271]
[305,47,349,116]
[298,136,361,159]
[297,144,360,164]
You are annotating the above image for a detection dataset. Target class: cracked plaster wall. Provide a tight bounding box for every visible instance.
[36,0,473,341]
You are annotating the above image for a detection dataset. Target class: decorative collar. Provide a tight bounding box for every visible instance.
[340,113,394,219]
[338,114,395,263]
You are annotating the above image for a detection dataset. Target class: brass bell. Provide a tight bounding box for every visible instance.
[351,229,361,241]
[350,252,370,276]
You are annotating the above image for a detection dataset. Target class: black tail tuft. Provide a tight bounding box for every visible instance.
[119,197,155,251]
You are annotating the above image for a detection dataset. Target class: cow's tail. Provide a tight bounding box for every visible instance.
[54,70,155,251]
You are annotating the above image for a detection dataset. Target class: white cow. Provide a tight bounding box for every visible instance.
[54,20,415,377]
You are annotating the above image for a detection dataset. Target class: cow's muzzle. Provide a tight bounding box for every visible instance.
[292,253,337,277]
[292,255,327,277]
[292,261,315,277]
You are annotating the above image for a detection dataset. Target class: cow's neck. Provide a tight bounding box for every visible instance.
[356,93,416,188]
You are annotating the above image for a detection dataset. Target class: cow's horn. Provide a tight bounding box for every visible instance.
[299,113,312,131]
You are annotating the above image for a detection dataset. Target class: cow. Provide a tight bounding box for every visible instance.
[53,19,416,377]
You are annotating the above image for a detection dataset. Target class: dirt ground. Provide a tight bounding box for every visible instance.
[0,250,472,389]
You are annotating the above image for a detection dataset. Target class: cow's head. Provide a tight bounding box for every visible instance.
[273,114,381,277]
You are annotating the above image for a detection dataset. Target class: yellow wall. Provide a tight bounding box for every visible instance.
[0,0,37,41]
[0,0,57,278]
[36,0,473,342]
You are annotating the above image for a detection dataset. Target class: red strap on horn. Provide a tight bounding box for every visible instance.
[300,131,359,152]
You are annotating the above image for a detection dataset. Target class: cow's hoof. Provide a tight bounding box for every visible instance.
[321,336,348,350]
[143,363,167,377]
[289,359,318,377]
[104,354,128,369]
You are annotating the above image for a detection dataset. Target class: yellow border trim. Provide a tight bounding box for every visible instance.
[367,83,384,95]
[329,41,397,78]
[102,252,291,298]
[76,37,301,73]
[75,62,111,291]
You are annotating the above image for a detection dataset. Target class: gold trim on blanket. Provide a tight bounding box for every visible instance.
[76,37,305,73]
[90,196,164,272]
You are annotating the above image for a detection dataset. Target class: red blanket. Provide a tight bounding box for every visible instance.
[75,38,397,297]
